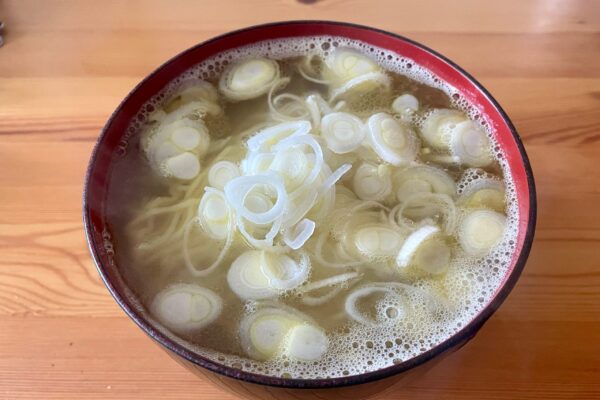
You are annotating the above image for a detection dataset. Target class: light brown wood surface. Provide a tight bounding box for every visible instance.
[1,1,599,399]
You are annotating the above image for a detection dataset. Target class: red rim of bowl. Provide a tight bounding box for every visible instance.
[83,20,537,389]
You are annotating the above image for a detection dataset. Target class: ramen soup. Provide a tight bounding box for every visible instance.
[106,36,518,379]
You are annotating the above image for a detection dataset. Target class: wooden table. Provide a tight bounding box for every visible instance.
[1,1,599,399]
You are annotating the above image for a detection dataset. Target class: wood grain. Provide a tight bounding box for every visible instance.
[1,1,599,399]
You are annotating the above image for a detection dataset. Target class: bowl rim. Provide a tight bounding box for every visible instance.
[83,19,537,389]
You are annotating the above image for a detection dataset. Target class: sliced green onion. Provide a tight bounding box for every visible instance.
[161,100,221,125]
[224,174,287,225]
[391,94,419,115]
[313,231,364,269]
[197,188,232,240]
[162,152,201,180]
[247,120,311,153]
[272,134,324,189]
[283,218,316,250]
[420,109,467,149]
[260,250,311,291]
[354,224,404,259]
[284,324,329,362]
[301,286,345,306]
[151,284,223,334]
[458,210,506,256]
[240,305,326,361]
[321,112,366,154]
[367,112,418,166]
[240,152,275,176]
[344,283,411,326]
[219,58,280,101]
[239,307,304,360]
[325,48,380,82]
[183,217,233,277]
[449,120,493,167]
[227,250,280,300]
[208,161,240,190]
[391,192,457,234]
[166,80,219,111]
[329,72,391,102]
[458,178,505,212]
[297,55,330,85]
[298,271,361,294]
[236,215,282,249]
[393,164,456,203]
[412,237,451,275]
[145,118,210,179]
[352,163,392,201]
[396,225,450,275]
[319,163,352,196]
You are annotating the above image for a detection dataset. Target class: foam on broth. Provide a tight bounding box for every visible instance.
[105,35,519,379]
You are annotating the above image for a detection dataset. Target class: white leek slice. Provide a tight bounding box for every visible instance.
[397,191,456,233]
[239,307,304,360]
[197,188,231,240]
[227,250,280,300]
[297,55,330,85]
[260,251,310,290]
[298,271,361,294]
[161,101,221,125]
[219,58,280,101]
[396,225,450,275]
[412,237,451,275]
[208,161,240,190]
[146,118,210,174]
[344,283,409,326]
[150,141,179,168]
[268,83,311,122]
[305,93,335,131]
[449,120,493,167]
[281,188,319,229]
[458,210,506,256]
[458,178,505,212]
[420,109,468,149]
[247,120,311,152]
[269,146,310,191]
[394,165,456,203]
[320,112,366,154]
[326,48,379,81]
[329,72,391,102]
[170,125,201,150]
[313,231,364,269]
[284,324,329,362]
[240,151,275,176]
[272,134,324,189]
[396,225,440,268]
[367,113,418,166]
[237,215,281,249]
[354,225,404,258]
[319,163,352,195]
[151,284,222,334]
[183,218,234,277]
[302,286,344,306]
[170,119,210,155]
[353,163,392,201]
[163,152,200,180]
[283,219,316,250]
[175,80,219,104]
[224,174,287,225]
[391,94,419,115]
[335,185,358,206]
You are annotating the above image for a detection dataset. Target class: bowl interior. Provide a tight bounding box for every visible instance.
[84,21,535,388]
